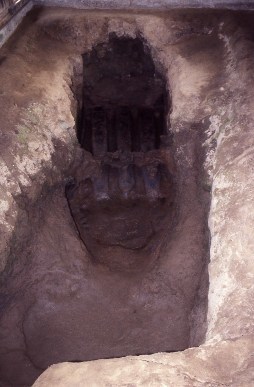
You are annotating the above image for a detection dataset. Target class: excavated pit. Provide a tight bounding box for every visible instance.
[67,35,175,271]
[0,9,214,387]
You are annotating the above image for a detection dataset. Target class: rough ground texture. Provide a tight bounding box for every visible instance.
[33,335,254,386]
[34,0,254,11]
[0,6,253,387]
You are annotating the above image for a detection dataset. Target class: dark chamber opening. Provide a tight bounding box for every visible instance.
[77,34,170,156]
[67,34,174,271]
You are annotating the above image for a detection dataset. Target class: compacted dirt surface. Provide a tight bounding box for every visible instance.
[0,6,241,386]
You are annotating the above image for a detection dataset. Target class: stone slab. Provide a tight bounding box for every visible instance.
[33,335,254,387]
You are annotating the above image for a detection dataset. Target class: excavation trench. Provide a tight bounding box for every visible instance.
[67,35,174,271]
[0,13,212,387]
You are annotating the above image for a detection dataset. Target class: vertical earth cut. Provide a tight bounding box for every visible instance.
[66,35,175,271]
[0,7,233,387]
